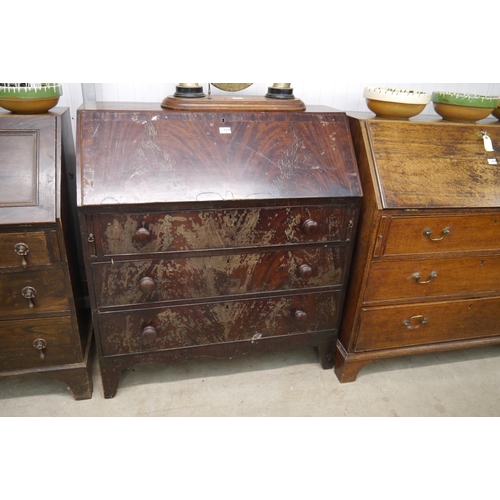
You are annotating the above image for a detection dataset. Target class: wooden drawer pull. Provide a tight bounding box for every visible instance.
[412,271,438,284]
[298,264,313,279]
[402,315,428,330]
[14,243,30,268]
[294,310,308,322]
[302,219,319,235]
[142,326,157,342]
[133,227,152,245]
[423,227,450,242]
[33,338,47,360]
[22,286,37,309]
[139,277,155,294]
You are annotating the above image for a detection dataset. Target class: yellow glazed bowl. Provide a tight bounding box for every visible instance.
[363,87,431,119]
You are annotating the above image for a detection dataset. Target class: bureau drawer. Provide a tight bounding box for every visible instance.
[92,247,345,307]
[364,254,500,303]
[98,291,340,356]
[0,231,58,269]
[97,205,348,256]
[355,297,500,352]
[0,316,81,371]
[0,268,70,318]
[380,215,500,257]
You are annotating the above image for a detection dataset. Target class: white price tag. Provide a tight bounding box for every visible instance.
[219,127,231,134]
[479,131,494,152]
[487,158,498,165]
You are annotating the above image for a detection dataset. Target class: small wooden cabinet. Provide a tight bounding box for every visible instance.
[76,103,362,398]
[0,108,93,399]
[336,114,500,382]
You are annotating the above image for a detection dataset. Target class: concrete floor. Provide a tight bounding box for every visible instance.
[1,344,499,417]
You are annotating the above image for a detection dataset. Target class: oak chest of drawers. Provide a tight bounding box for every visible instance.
[0,108,93,399]
[76,102,362,398]
[336,114,500,382]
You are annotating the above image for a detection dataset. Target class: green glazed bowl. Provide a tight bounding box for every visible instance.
[432,91,498,108]
[432,91,497,122]
[491,99,500,120]
[0,83,63,114]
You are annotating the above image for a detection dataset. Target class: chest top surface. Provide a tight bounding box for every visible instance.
[77,103,362,207]
[361,117,500,210]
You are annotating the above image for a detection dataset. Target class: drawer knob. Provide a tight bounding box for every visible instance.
[412,271,438,284]
[294,310,308,322]
[402,315,428,330]
[142,326,157,342]
[14,243,30,268]
[423,227,450,242]
[22,286,37,309]
[298,264,313,279]
[133,227,152,245]
[139,277,155,294]
[302,219,319,235]
[33,338,47,360]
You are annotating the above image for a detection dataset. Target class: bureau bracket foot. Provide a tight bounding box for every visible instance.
[38,331,94,400]
[317,341,336,369]
[334,343,372,383]
[99,358,129,399]
[50,366,94,400]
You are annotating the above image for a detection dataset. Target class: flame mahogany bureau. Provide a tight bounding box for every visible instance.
[336,113,500,382]
[76,102,362,398]
[0,108,93,400]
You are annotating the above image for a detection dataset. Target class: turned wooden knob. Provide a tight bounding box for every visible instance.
[142,326,157,342]
[139,277,155,294]
[294,310,308,322]
[298,264,313,279]
[302,219,318,235]
[133,227,151,245]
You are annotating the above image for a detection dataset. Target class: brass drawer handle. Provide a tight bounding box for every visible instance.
[402,315,428,330]
[423,227,450,242]
[412,271,438,284]
[14,243,30,268]
[33,338,47,360]
[22,286,37,309]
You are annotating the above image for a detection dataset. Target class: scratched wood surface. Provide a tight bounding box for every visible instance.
[97,205,349,256]
[92,247,346,307]
[366,120,500,209]
[98,291,340,356]
[77,105,361,206]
